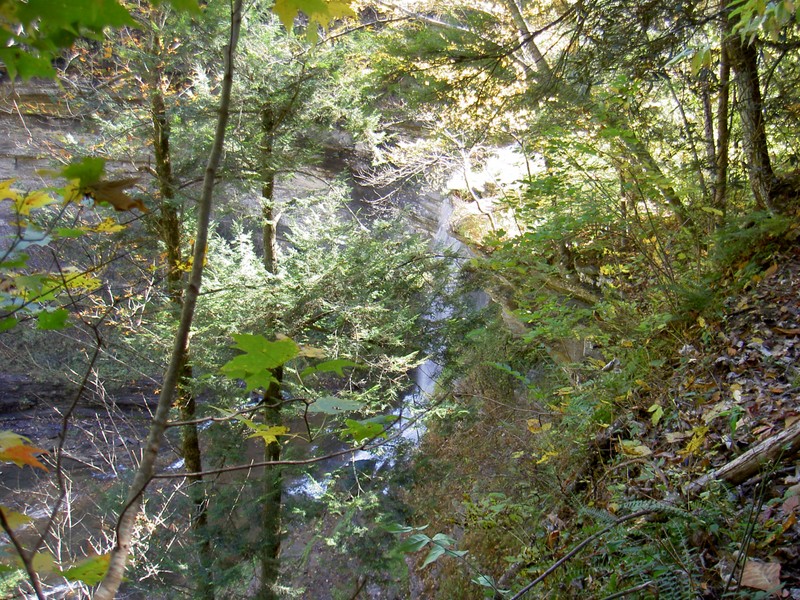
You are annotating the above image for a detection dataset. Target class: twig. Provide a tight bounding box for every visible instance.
[0,509,45,600]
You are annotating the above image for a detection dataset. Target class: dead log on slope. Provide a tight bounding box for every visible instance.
[687,420,800,495]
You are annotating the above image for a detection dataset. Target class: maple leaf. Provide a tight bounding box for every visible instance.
[0,443,48,471]
[273,0,354,35]
[678,426,709,457]
[85,178,146,212]
[13,190,57,216]
[247,425,290,446]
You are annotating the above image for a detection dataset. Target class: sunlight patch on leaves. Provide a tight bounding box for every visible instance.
[60,553,112,585]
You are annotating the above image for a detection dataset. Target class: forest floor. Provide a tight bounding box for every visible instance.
[402,243,800,598]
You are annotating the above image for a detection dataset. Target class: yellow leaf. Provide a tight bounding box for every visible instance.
[535,451,558,465]
[247,425,290,446]
[273,0,354,33]
[0,430,30,451]
[0,179,21,204]
[527,420,552,434]
[619,439,652,457]
[762,263,778,279]
[92,217,125,234]
[61,268,101,293]
[15,190,56,216]
[678,426,709,456]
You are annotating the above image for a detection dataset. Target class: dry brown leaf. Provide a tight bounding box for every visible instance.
[782,495,799,515]
[86,178,146,212]
[665,431,690,443]
[741,560,781,592]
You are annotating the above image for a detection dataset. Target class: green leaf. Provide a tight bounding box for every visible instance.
[343,418,389,443]
[242,370,280,392]
[221,335,298,391]
[230,334,299,368]
[155,0,202,14]
[473,575,497,588]
[421,544,446,567]
[0,317,18,332]
[648,403,664,426]
[431,533,456,546]
[0,49,55,80]
[36,308,69,330]
[300,359,360,378]
[0,253,29,269]
[55,227,86,238]
[60,554,111,585]
[386,523,425,534]
[306,396,362,414]
[0,506,32,531]
[61,157,106,188]
[701,206,724,217]
[396,533,430,553]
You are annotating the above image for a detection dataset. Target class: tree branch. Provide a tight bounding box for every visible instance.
[93,1,243,597]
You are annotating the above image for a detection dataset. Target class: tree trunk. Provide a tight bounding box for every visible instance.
[725,34,775,210]
[257,101,284,599]
[713,43,731,221]
[259,370,283,600]
[261,105,280,273]
[150,44,214,600]
[93,2,243,596]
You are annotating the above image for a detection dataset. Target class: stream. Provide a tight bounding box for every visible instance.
[285,193,468,499]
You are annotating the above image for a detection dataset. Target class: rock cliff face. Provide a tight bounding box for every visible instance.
[0,79,452,239]
[0,80,96,186]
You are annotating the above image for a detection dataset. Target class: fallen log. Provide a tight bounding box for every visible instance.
[687,420,800,495]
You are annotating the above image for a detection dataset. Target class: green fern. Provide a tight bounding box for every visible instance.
[619,500,691,520]
[655,569,695,600]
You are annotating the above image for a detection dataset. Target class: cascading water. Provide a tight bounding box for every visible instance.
[288,194,475,497]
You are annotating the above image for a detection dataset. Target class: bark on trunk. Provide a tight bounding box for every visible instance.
[257,100,284,598]
[713,44,731,220]
[261,105,279,273]
[726,34,775,210]
[258,371,283,600]
[93,3,243,596]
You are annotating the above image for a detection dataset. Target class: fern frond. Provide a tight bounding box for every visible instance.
[620,500,690,520]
